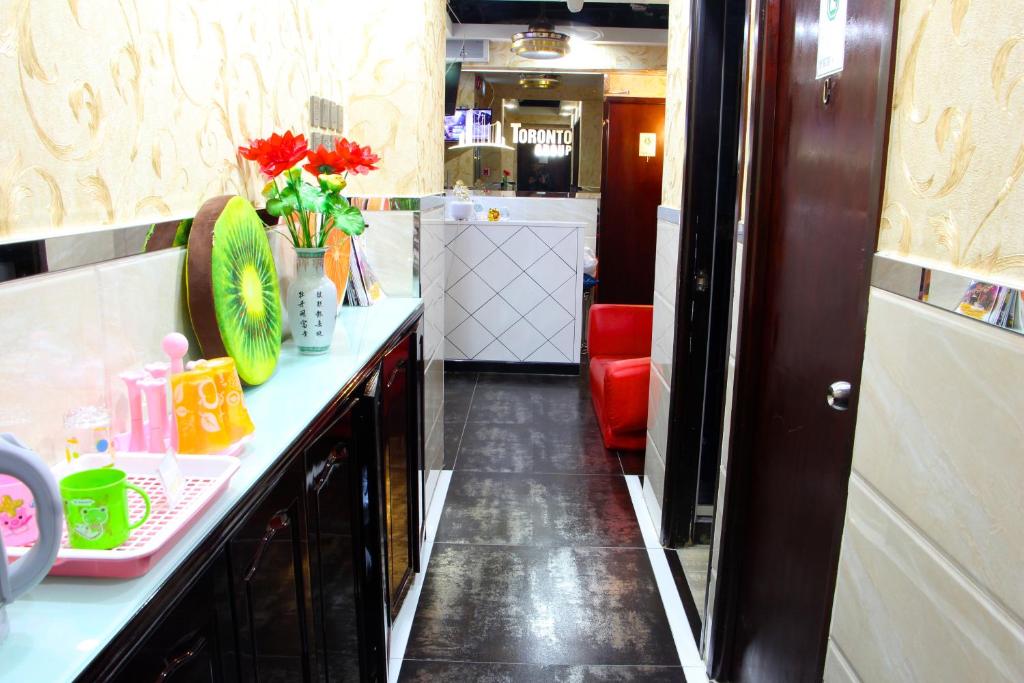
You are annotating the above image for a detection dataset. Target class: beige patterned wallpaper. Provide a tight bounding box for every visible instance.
[0,0,445,242]
[879,0,1024,284]
[341,0,445,197]
[661,0,692,209]
[0,0,344,241]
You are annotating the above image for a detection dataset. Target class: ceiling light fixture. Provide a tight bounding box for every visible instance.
[518,74,561,89]
[511,21,571,60]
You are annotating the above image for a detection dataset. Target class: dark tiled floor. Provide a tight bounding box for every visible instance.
[404,371,676,680]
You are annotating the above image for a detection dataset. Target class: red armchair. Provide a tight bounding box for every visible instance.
[587,304,654,450]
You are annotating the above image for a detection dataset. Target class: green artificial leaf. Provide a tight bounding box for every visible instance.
[297,181,328,213]
[330,200,366,237]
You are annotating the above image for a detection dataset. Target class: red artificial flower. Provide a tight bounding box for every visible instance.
[334,137,380,175]
[303,145,349,177]
[503,169,511,177]
[239,131,309,178]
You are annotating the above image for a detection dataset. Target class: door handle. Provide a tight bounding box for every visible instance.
[244,511,290,581]
[155,635,208,681]
[827,381,852,411]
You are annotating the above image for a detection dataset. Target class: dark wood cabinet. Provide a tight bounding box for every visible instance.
[305,394,387,682]
[111,552,234,683]
[227,458,313,682]
[378,335,417,620]
[86,313,424,683]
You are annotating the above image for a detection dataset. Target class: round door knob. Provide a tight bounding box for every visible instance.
[827,381,852,411]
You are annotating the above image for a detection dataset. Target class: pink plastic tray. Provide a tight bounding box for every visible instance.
[6,453,240,578]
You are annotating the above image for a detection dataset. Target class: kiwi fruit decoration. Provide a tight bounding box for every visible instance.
[187,196,282,385]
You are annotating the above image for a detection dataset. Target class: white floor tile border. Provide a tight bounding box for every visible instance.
[387,469,453,683]
[625,475,706,672]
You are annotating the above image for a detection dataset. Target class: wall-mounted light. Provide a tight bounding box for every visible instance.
[639,132,657,161]
[504,99,519,110]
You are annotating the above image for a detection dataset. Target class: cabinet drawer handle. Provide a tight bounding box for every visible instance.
[155,635,207,681]
[244,512,290,581]
[315,448,347,494]
[385,359,408,389]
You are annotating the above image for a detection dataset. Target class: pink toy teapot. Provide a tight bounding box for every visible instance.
[0,433,63,644]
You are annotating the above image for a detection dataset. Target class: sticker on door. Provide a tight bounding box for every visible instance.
[816,0,847,79]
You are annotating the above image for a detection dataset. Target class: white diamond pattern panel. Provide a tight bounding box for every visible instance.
[474,296,520,338]
[530,297,573,339]
[478,339,519,362]
[477,249,520,291]
[500,227,549,265]
[503,273,547,316]
[500,319,547,359]
[444,221,584,364]
[449,317,493,358]
[550,321,575,359]
[448,270,495,314]
[449,226,496,268]
[527,251,574,292]
[445,294,470,335]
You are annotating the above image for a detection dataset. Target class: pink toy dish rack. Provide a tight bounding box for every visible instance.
[6,453,240,578]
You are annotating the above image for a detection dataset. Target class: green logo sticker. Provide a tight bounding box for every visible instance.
[827,0,840,20]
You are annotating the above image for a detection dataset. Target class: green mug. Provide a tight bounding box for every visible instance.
[59,468,151,550]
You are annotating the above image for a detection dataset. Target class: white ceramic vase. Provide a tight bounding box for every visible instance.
[286,248,337,355]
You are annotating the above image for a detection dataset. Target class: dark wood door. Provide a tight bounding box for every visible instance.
[305,397,373,682]
[379,335,417,621]
[713,0,898,681]
[596,98,665,304]
[112,552,233,683]
[228,460,314,682]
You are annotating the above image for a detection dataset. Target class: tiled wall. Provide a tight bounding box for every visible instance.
[826,289,1024,681]
[444,221,584,365]
[642,209,682,530]
[0,249,197,464]
[420,201,446,516]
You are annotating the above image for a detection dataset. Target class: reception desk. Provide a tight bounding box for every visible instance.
[444,219,585,369]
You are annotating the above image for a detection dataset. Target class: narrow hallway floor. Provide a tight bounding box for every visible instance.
[395,371,702,682]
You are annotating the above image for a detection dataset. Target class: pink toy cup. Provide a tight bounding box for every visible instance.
[0,474,38,547]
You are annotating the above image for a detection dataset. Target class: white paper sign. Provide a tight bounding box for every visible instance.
[816,0,847,79]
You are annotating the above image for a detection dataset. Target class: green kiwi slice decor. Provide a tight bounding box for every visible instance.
[186,195,282,385]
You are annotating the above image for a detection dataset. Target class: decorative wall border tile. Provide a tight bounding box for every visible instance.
[872,253,1023,337]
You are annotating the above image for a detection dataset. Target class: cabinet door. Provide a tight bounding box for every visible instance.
[111,552,234,683]
[228,458,314,682]
[380,335,417,620]
[305,395,387,682]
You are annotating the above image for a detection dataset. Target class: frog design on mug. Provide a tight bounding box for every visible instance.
[73,504,109,541]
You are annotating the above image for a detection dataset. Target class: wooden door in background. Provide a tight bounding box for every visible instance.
[597,98,665,304]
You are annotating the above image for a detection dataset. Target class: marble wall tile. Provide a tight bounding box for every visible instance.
[643,433,666,525]
[0,268,107,463]
[852,290,1024,617]
[360,211,416,297]
[95,249,200,431]
[647,365,672,463]
[830,475,1024,682]
[822,641,859,683]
